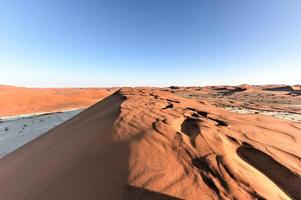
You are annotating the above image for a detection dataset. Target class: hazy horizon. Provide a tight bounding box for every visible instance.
[1,83,301,89]
[1,0,300,87]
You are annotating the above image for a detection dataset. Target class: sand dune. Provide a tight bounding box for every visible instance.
[0,88,300,200]
[0,85,114,117]
[237,143,301,200]
[263,85,301,92]
[173,84,301,116]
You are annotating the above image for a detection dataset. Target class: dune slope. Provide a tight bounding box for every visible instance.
[0,88,300,200]
[0,85,114,117]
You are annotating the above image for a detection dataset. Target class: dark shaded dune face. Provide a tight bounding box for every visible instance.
[217,87,247,95]
[180,117,201,147]
[169,86,180,90]
[210,86,247,95]
[162,103,174,110]
[123,185,183,200]
[263,86,295,92]
[185,107,227,126]
[192,156,229,193]
[181,118,200,137]
[166,99,180,104]
[237,143,301,200]
[186,107,208,117]
[209,118,228,126]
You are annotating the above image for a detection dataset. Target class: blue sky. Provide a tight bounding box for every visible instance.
[0,0,300,87]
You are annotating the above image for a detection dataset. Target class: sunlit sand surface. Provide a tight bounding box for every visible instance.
[0,87,300,199]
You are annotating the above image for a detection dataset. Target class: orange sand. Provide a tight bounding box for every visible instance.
[0,88,300,199]
[0,85,114,117]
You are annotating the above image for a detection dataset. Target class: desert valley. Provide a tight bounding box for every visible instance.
[2,1,300,199]
[0,85,300,200]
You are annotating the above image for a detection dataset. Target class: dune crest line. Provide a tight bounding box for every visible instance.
[0,88,300,200]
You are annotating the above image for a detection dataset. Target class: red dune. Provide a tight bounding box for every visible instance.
[0,88,300,199]
[171,85,301,115]
[0,85,115,117]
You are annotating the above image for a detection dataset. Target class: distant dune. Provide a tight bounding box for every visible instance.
[0,85,115,117]
[0,88,300,199]
[172,84,301,116]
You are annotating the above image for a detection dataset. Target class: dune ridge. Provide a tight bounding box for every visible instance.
[0,88,300,200]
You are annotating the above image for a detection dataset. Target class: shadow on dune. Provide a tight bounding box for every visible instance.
[0,90,185,200]
[211,86,247,95]
[0,91,132,200]
[123,185,183,200]
[263,86,295,92]
[237,143,301,200]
